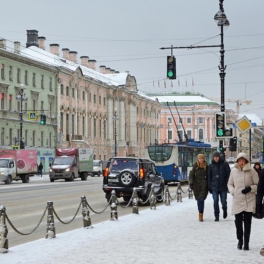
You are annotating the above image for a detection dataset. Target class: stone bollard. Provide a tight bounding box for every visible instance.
[164,185,170,206]
[46,201,56,239]
[188,186,194,199]
[149,185,156,210]
[81,196,93,229]
[110,190,118,220]
[131,188,139,214]
[0,205,8,253]
[177,183,182,202]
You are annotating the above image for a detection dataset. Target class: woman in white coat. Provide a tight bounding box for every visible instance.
[227,152,259,250]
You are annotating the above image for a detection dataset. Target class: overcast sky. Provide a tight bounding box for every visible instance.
[1,0,264,119]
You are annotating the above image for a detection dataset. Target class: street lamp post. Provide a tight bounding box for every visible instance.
[16,84,27,149]
[214,0,230,158]
[113,108,118,156]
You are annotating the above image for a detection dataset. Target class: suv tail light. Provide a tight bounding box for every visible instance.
[139,168,144,178]
[104,167,109,177]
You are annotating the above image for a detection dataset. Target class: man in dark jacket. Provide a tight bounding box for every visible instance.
[208,151,231,221]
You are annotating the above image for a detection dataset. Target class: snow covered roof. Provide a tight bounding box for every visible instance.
[137,90,156,101]
[20,46,128,87]
[148,95,218,105]
[238,113,262,126]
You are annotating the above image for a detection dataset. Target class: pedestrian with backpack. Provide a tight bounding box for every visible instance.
[208,151,231,222]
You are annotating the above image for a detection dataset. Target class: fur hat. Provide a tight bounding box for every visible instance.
[197,154,205,160]
[213,151,220,158]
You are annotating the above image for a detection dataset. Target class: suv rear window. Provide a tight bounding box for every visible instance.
[110,159,138,172]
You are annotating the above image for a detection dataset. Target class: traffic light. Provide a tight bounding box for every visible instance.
[229,136,237,152]
[167,56,176,79]
[219,140,226,152]
[215,112,233,139]
[40,114,46,125]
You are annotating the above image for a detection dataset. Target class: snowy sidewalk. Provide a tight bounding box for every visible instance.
[1,194,264,264]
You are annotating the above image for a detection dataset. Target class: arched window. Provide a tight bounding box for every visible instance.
[198,129,203,141]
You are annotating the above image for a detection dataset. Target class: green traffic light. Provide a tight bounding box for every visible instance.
[167,70,173,77]
[40,121,44,125]
[217,129,224,136]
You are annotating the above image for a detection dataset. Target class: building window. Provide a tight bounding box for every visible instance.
[198,117,203,124]
[72,114,74,135]
[66,86,69,96]
[93,94,96,104]
[41,75,44,89]
[168,129,172,141]
[60,112,63,132]
[49,132,52,147]
[187,130,192,139]
[1,64,4,79]
[41,132,44,147]
[17,101,20,112]
[99,120,102,137]
[9,66,13,81]
[179,117,183,123]
[17,68,21,83]
[187,117,192,124]
[9,95,12,111]
[24,102,27,112]
[41,101,44,114]
[9,128,12,145]
[168,117,172,124]
[82,91,85,100]
[89,93,91,102]
[66,114,69,135]
[104,97,106,106]
[25,130,28,146]
[60,84,64,95]
[33,100,36,111]
[104,120,106,139]
[49,78,53,91]
[198,129,203,141]
[1,128,4,145]
[82,117,85,136]
[32,73,36,87]
[93,118,96,137]
[99,96,101,105]
[32,131,35,146]
[1,93,4,110]
[72,88,75,97]
[24,70,28,85]
[50,102,52,117]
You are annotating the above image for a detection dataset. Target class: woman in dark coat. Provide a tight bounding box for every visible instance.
[253,162,262,178]
[189,153,208,222]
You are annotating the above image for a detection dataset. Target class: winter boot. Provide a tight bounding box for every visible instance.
[223,210,227,219]
[243,213,252,250]
[234,219,243,250]
[215,216,219,222]
[199,213,203,222]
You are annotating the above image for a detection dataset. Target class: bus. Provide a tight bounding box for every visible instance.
[145,140,216,184]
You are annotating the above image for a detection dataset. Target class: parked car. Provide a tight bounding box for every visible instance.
[227,157,235,164]
[102,157,165,203]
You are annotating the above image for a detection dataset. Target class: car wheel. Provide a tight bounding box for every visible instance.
[22,175,29,183]
[81,172,88,181]
[97,171,102,177]
[157,186,164,202]
[70,173,74,181]
[118,170,136,187]
[50,178,55,182]
[5,175,12,184]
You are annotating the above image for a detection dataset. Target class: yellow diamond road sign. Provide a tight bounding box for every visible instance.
[236,116,252,134]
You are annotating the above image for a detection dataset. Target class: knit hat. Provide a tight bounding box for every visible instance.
[197,154,205,160]
[213,151,220,158]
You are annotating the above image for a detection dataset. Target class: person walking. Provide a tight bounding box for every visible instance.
[38,162,43,177]
[189,153,208,222]
[227,152,259,251]
[253,162,262,178]
[208,151,231,222]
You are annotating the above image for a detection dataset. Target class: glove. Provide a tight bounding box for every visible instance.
[190,184,194,190]
[241,186,251,194]
[255,204,264,219]
[208,189,212,194]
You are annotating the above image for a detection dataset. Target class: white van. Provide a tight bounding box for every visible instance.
[92,160,103,176]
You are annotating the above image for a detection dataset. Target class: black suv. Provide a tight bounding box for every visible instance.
[102,157,165,203]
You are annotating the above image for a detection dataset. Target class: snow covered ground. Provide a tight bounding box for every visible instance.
[1,192,264,264]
